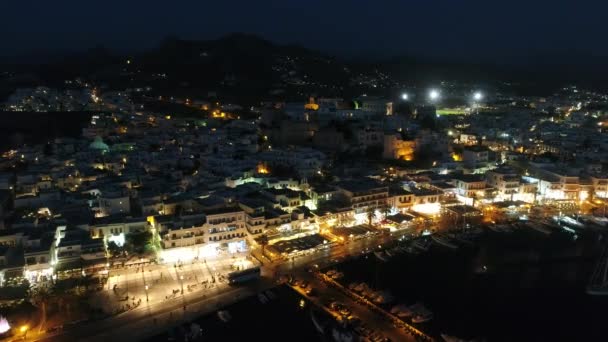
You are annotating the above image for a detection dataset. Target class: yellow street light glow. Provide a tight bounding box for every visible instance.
[20,325,28,333]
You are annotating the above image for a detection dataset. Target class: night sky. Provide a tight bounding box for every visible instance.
[3,0,607,64]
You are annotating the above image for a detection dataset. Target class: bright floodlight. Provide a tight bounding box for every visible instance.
[401,93,409,100]
[473,91,483,101]
[429,89,440,101]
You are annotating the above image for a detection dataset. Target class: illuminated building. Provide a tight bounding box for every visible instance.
[256,162,270,174]
[454,174,490,206]
[386,186,414,212]
[383,134,415,160]
[335,179,389,213]
[157,206,249,263]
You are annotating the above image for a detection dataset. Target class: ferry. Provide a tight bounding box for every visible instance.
[432,234,459,249]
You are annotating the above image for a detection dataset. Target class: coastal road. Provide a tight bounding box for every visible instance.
[32,229,415,341]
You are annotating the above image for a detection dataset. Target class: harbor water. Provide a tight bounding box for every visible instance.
[338,227,608,341]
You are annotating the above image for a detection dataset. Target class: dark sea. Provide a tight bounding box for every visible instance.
[337,228,607,342]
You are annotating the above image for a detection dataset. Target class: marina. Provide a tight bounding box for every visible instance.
[334,223,606,341]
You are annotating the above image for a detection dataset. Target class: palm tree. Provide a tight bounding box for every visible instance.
[366,207,377,227]
[258,234,269,258]
[381,205,391,220]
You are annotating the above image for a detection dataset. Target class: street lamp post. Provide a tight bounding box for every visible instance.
[106,262,110,290]
[472,91,483,114]
[145,285,149,302]
[180,275,184,295]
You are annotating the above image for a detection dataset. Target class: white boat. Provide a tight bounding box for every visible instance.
[374,251,389,262]
[353,283,368,292]
[310,309,327,334]
[412,239,431,251]
[390,304,413,318]
[523,222,552,235]
[331,271,344,279]
[488,224,512,233]
[487,224,503,233]
[409,302,433,323]
[432,234,459,249]
[412,313,433,323]
[590,216,608,227]
[404,245,420,255]
[217,310,232,322]
[373,291,395,304]
[257,293,268,304]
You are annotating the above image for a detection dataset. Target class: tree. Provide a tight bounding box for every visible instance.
[126,230,153,256]
[366,207,377,226]
[29,285,52,333]
[258,234,269,258]
[106,241,121,258]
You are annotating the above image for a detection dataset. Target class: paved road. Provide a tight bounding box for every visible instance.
[32,229,413,342]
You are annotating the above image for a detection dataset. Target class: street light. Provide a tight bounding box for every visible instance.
[428,89,440,101]
[145,285,149,302]
[473,91,483,101]
[20,325,28,339]
[180,275,184,294]
[401,93,409,101]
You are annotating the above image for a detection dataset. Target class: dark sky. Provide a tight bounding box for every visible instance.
[3,0,606,64]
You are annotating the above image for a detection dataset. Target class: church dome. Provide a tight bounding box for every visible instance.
[89,136,109,152]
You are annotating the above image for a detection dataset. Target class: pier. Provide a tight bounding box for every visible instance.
[288,270,433,342]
